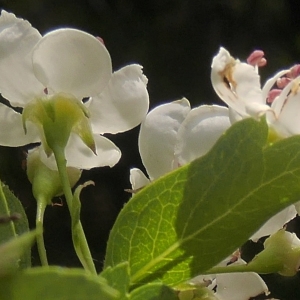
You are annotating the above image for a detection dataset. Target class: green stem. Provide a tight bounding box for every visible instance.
[203,260,281,275]
[52,146,96,275]
[203,264,251,275]
[36,198,48,266]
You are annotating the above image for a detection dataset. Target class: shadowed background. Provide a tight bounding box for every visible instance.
[0,1,300,299]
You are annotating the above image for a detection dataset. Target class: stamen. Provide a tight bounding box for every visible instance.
[247,50,267,67]
[276,77,291,89]
[267,89,282,103]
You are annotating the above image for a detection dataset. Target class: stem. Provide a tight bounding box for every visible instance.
[36,198,48,266]
[203,264,251,275]
[52,145,96,275]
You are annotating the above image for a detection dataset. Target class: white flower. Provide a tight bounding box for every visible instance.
[211,47,299,240]
[131,98,231,184]
[211,47,271,120]
[0,10,149,169]
[211,47,300,138]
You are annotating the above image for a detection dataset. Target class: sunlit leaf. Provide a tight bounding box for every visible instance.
[104,117,300,286]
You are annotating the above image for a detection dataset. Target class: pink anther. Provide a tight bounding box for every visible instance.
[247,50,267,67]
[96,36,105,45]
[276,77,291,89]
[267,89,282,103]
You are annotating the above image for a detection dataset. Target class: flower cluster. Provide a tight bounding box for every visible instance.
[2,8,300,300]
[0,10,149,171]
[130,47,300,299]
[133,47,300,241]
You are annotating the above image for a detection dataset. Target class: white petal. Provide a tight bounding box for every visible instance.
[269,81,300,137]
[32,29,112,98]
[0,10,44,106]
[129,168,150,191]
[211,47,269,118]
[228,107,243,124]
[251,205,297,241]
[138,98,191,180]
[175,105,231,165]
[270,78,295,118]
[0,103,40,146]
[89,64,149,134]
[215,269,268,300]
[63,133,121,169]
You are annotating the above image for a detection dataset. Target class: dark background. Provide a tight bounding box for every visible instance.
[1,1,300,299]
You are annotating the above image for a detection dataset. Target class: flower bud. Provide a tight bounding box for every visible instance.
[27,148,81,204]
[247,229,300,276]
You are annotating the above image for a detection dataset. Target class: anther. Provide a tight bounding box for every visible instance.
[247,50,267,67]
[267,89,282,103]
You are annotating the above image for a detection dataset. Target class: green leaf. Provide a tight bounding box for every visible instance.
[0,182,30,269]
[100,262,130,299]
[129,282,177,300]
[0,230,37,277]
[0,267,119,300]
[104,117,300,286]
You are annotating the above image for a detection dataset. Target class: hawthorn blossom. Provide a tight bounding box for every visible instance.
[211,47,299,240]
[211,47,300,138]
[211,47,271,120]
[130,98,231,188]
[0,10,149,169]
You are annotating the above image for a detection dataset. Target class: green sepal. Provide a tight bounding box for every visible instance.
[247,229,300,276]
[22,92,95,156]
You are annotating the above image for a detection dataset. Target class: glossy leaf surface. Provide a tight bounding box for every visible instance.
[105,118,300,286]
